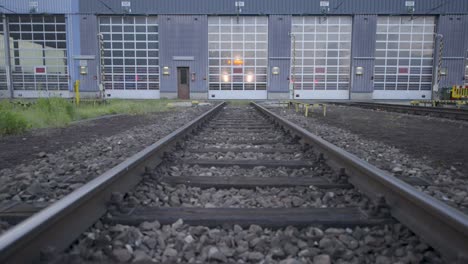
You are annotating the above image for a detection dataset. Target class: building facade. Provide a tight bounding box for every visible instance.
[0,0,467,100]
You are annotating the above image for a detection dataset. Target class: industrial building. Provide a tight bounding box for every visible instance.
[0,0,467,100]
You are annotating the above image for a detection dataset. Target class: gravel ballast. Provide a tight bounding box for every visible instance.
[0,105,212,205]
[267,106,468,213]
[49,220,441,264]
[39,105,443,263]
[116,181,366,209]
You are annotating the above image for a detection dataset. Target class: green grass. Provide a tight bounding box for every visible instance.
[0,98,174,136]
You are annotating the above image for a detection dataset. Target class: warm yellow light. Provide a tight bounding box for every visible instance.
[246,74,254,83]
[233,58,243,66]
[222,74,230,82]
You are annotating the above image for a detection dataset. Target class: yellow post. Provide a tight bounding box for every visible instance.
[305,105,309,117]
[323,104,327,117]
[295,103,299,112]
[74,80,80,106]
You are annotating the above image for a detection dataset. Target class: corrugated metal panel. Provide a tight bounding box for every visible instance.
[352,59,375,93]
[67,13,81,92]
[268,15,291,93]
[439,15,465,57]
[80,0,468,15]
[159,15,208,93]
[0,0,73,13]
[351,15,377,92]
[79,15,100,92]
[440,58,465,87]
[352,15,377,58]
[437,15,468,87]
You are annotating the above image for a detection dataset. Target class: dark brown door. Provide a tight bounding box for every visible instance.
[177,67,190,99]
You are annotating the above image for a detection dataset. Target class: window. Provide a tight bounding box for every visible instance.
[99,16,159,90]
[465,59,468,86]
[208,16,268,91]
[9,15,68,91]
[374,16,435,91]
[0,20,8,90]
[291,16,352,91]
[180,68,188,85]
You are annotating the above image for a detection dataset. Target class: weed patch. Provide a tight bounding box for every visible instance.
[0,98,173,136]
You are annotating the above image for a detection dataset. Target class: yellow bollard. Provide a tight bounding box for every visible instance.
[323,104,327,117]
[74,80,80,106]
[305,105,309,117]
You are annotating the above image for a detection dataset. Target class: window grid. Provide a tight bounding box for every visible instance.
[291,16,352,91]
[374,16,435,91]
[465,59,468,87]
[0,21,7,90]
[99,16,159,90]
[208,16,268,91]
[9,15,68,91]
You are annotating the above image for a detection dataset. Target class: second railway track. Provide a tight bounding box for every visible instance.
[0,102,467,263]
[328,101,468,121]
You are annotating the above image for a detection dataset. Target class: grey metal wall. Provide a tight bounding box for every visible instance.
[79,15,100,92]
[351,15,377,93]
[159,15,208,94]
[80,0,468,15]
[268,15,291,93]
[0,0,72,13]
[437,15,468,88]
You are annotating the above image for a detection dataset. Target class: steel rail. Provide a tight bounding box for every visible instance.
[0,102,226,264]
[252,102,468,262]
[330,101,468,121]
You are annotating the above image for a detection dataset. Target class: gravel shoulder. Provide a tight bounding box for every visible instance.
[306,105,468,173]
[268,105,468,213]
[0,105,213,205]
[0,113,171,170]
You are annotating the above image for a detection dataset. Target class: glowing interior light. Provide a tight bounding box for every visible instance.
[246,74,254,83]
[223,74,230,82]
[233,57,243,66]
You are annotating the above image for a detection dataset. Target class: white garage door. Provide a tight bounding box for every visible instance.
[208,16,268,99]
[99,16,160,99]
[9,15,69,97]
[291,16,352,99]
[373,16,435,99]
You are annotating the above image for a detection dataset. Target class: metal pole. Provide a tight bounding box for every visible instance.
[433,33,444,101]
[3,15,13,99]
[290,33,296,99]
[97,33,106,100]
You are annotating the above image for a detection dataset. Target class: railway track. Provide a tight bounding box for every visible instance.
[328,101,468,121]
[0,102,467,263]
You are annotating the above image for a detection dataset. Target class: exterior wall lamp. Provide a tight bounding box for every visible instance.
[122,1,132,13]
[29,1,38,13]
[355,66,364,76]
[163,66,170,75]
[272,67,280,75]
[440,67,448,76]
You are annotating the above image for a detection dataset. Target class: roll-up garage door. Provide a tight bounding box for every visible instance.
[99,16,160,99]
[0,19,8,96]
[373,16,435,99]
[9,15,69,97]
[208,16,268,99]
[291,16,352,99]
